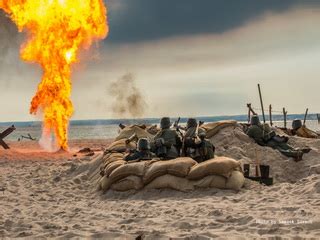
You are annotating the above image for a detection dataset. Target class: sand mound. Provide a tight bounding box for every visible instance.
[211,124,320,183]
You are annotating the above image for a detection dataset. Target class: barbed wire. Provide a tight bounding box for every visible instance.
[251,107,285,114]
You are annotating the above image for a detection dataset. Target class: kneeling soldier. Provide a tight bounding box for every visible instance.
[183,118,215,162]
[125,138,155,161]
[153,117,182,159]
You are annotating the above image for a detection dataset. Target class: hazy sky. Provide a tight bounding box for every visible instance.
[1,0,320,121]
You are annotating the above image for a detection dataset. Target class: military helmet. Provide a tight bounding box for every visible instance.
[187,118,198,129]
[292,119,302,130]
[160,117,171,129]
[137,138,150,151]
[250,115,260,125]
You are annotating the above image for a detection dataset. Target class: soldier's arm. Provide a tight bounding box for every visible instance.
[124,151,140,161]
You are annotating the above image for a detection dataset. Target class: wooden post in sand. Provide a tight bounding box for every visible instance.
[247,103,252,123]
[258,84,266,123]
[247,103,257,123]
[303,108,309,126]
[269,104,273,126]
[283,108,287,129]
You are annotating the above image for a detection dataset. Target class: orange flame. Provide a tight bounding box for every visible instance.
[0,0,108,150]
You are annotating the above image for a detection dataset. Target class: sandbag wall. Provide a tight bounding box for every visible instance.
[97,140,245,192]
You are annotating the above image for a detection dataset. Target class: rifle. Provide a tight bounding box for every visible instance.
[125,133,138,144]
[194,122,202,144]
[173,117,186,131]
[173,117,181,129]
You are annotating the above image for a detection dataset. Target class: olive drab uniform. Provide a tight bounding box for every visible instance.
[246,115,309,161]
[125,138,155,161]
[183,118,215,162]
[125,150,155,161]
[153,117,182,159]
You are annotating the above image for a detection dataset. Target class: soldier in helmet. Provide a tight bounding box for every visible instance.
[152,117,182,159]
[125,138,155,161]
[246,115,310,161]
[183,118,215,162]
[289,119,318,138]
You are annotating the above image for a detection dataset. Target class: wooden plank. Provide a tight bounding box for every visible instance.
[0,125,16,150]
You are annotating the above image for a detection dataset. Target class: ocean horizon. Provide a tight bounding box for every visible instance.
[0,113,319,127]
[1,113,319,141]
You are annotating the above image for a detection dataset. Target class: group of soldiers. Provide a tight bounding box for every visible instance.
[125,117,215,162]
[246,115,311,161]
[122,114,313,163]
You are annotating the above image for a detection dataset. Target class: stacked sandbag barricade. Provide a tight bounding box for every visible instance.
[97,122,245,193]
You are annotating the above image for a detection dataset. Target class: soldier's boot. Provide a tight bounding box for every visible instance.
[301,147,311,154]
[275,147,304,161]
[294,151,304,162]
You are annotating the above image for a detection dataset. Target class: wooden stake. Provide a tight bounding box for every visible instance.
[283,108,287,129]
[255,148,261,177]
[247,103,252,123]
[303,108,309,126]
[258,84,266,123]
[269,104,273,126]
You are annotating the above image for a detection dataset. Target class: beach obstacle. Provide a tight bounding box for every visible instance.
[0,125,16,149]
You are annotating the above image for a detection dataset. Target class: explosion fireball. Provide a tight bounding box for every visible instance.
[0,0,108,150]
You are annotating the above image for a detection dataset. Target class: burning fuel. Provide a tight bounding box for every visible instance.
[0,0,108,150]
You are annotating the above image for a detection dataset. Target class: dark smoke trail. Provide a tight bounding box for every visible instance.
[108,73,147,117]
[0,11,21,87]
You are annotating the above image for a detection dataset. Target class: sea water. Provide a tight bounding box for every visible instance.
[1,116,319,141]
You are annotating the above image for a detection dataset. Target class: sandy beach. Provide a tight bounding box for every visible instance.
[1,126,319,239]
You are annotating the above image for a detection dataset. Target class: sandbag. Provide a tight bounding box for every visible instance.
[103,152,125,161]
[225,171,245,190]
[193,175,226,189]
[103,153,125,168]
[143,157,197,184]
[146,125,159,135]
[106,139,136,152]
[111,176,144,191]
[109,161,147,183]
[104,160,126,177]
[201,120,237,138]
[115,126,154,141]
[99,175,112,192]
[187,157,240,180]
[145,174,194,192]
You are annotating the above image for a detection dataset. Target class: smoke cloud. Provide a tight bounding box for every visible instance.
[0,11,24,88]
[108,73,147,118]
[0,12,19,62]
